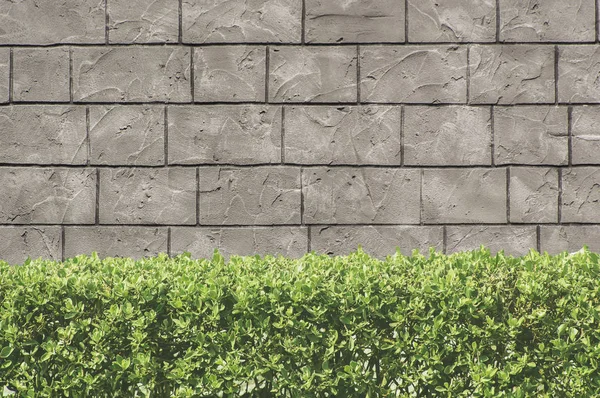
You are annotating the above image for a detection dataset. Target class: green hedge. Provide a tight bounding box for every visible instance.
[1,247,600,397]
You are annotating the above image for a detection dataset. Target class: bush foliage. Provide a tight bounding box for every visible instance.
[1,247,600,397]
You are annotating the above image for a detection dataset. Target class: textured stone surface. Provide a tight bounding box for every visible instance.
[72,47,191,102]
[0,48,9,103]
[13,48,70,102]
[423,168,506,223]
[305,0,405,43]
[182,0,302,43]
[561,167,600,223]
[0,168,96,224]
[108,0,179,43]
[99,168,196,224]
[404,105,491,165]
[171,226,308,259]
[269,47,357,102]
[470,45,555,104]
[540,226,600,255]
[571,106,600,164]
[284,106,401,165]
[89,106,164,166]
[194,46,266,102]
[446,226,537,256]
[499,0,595,42]
[509,167,559,223]
[558,46,600,103]
[64,227,168,259]
[0,0,105,44]
[311,226,443,258]
[168,106,281,164]
[0,227,62,265]
[360,46,467,103]
[494,106,568,165]
[199,167,301,225]
[0,106,86,165]
[408,0,496,42]
[303,168,421,224]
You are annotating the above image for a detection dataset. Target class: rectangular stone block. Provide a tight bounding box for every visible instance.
[199,166,301,225]
[360,45,467,103]
[494,106,568,165]
[303,168,421,224]
[499,0,595,42]
[269,46,357,102]
[171,226,308,259]
[423,168,506,224]
[0,106,87,165]
[561,167,600,223]
[64,227,168,259]
[470,45,555,104]
[0,0,105,44]
[168,106,281,165]
[0,48,8,103]
[99,168,196,225]
[0,168,96,224]
[558,46,600,103]
[540,226,600,255]
[89,106,165,166]
[0,227,62,265]
[571,106,600,164]
[310,226,443,259]
[108,0,179,43]
[446,226,537,257]
[13,48,70,102]
[194,46,266,102]
[408,0,496,42]
[305,0,405,43]
[72,47,191,102]
[509,167,559,223]
[403,105,491,166]
[284,106,401,165]
[182,0,302,43]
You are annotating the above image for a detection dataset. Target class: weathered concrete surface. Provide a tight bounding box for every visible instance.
[360,46,467,103]
[446,226,537,256]
[303,168,421,224]
[509,167,559,223]
[13,48,70,102]
[0,48,9,103]
[284,106,401,165]
[558,46,600,103]
[540,226,600,255]
[0,227,62,265]
[561,167,600,223]
[168,106,281,164]
[404,105,491,165]
[108,0,179,43]
[571,106,600,164]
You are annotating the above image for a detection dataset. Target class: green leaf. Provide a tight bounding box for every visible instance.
[0,346,13,359]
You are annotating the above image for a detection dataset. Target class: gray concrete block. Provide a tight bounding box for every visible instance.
[446,226,537,257]
[561,167,600,223]
[171,226,308,259]
[407,0,496,43]
[494,106,568,165]
[509,167,559,223]
[0,168,96,224]
[64,226,168,259]
[108,0,178,43]
[499,0,595,42]
[470,45,555,104]
[13,48,70,102]
[360,45,467,103]
[269,46,357,102]
[182,0,302,43]
[89,105,165,166]
[423,168,506,223]
[0,0,105,44]
[72,47,191,102]
[311,225,443,258]
[284,106,401,165]
[194,46,266,102]
[0,106,87,165]
[0,227,62,265]
[558,46,600,103]
[99,168,196,225]
[198,166,301,225]
[404,105,491,165]
[305,0,405,43]
[540,226,600,255]
[0,48,8,103]
[303,168,421,224]
[168,106,281,164]
[571,106,600,164]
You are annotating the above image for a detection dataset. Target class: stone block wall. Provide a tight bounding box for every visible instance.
[1,0,599,263]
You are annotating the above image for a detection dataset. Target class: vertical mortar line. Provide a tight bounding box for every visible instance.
[95,168,100,225]
[190,48,195,103]
[404,0,409,42]
[265,46,270,104]
[596,0,599,43]
[164,106,169,166]
[536,225,541,254]
[300,166,305,226]
[558,168,563,224]
[400,106,404,166]
[196,167,200,226]
[8,48,12,103]
[301,0,306,44]
[567,106,573,166]
[506,167,510,223]
[442,225,447,255]
[104,0,109,44]
[356,45,361,103]
[61,225,65,262]
[307,226,311,253]
[86,107,91,166]
[419,168,423,225]
[178,0,183,44]
[554,45,559,104]
[466,46,470,104]
[69,47,73,103]
[495,0,500,42]
[490,106,495,166]
[281,106,285,164]
[167,227,172,257]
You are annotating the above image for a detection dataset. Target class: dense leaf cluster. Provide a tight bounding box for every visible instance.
[1,247,600,397]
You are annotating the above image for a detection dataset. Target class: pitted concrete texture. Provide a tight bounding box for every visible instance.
[107,0,179,43]
[13,48,71,102]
